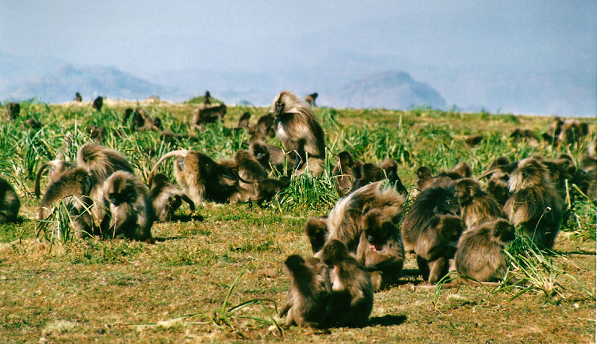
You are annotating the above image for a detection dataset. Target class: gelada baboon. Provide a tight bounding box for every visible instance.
[380,158,408,197]
[304,216,328,253]
[98,171,154,241]
[304,92,318,107]
[465,134,484,148]
[86,125,107,142]
[454,219,516,284]
[310,181,405,254]
[558,120,589,146]
[272,91,326,176]
[34,158,75,197]
[0,177,20,223]
[149,173,195,222]
[415,162,467,192]
[148,149,245,204]
[332,151,359,197]
[233,149,269,199]
[188,103,227,132]
[352,163,383,192]
[75,92,83,102]
[247,113,276,142]
[504,158,563,249]
[415,214,464,283]
[402,183,459,252]
[250,140,293,175]
[454,178,505,229]
[510,128,540,147]
[356,209,405,290]
[236,112,251,130]
[77,142,134,184]
[485,171,510,206]
[280,255,332,328]
[321,240,373,327]
[5,102,20,120]
[92,96,104,111]
[203,91,211,105]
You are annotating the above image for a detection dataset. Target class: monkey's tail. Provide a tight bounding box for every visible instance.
[34,161,56,198]
[148,150,189,186]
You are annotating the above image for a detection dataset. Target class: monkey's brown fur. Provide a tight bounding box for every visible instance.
[331,151,358,197]
[5,102,20,120]
[304,92,318,107]
[454,178,506,229]
[454,219,515,283]
[34,159,76,198]
[0,177,20,223]
[504,158,563,249]
[280,255,332,328]
[77,142,134,184]
[305,216,329,253]
[380,158,408,197]
[189,103,227,132]
[99,171,154,241]
[236,112,251,129]
[402,183,459,252]
[414,214,464,284]
[352,163,383,191]
[485,171,510,206]
[322,240,373,327]
[356,209,405,290]
[272,91,326,176]
[558,120,589,146]
[247,113,276,142]
[92,96,103,111]
[149,173,195,222]
[249,140,292,175]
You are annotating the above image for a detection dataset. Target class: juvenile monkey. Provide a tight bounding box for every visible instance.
[249,140,292,175]
[92,96,104,111]
[304,92,318,107]
[236,112,251,129]
[454,219,516,284]
[322,240,373,328]
[280,255,332,328]
[331,151,359,197]
[77,142,134,184]
[380,158,408,197]
[304,216,329,253]
[272,91,326,176]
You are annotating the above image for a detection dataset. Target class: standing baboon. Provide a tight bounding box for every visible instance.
[149,173,195,222]
[92,96,104,111]
[188,103,227,132]
[321,240,373,328]
[0,177,20,223]
[203,91,212,105]
[280,255,332,328]
[454,178,506,229]
[75,92,83,102]
[355,209,405,290]
[454,219,516,284]
[272,91,326,176]
[304,92,318,107]
[415,214,464,284]
[504,158,563,249]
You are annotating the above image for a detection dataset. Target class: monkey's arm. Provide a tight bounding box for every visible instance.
[181,194,195,211]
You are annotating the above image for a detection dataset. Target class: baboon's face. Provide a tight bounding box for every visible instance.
[509,158,547,192]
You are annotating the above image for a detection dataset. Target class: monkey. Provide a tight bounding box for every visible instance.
[272,91,326,176]
[331,151,359,197]
[233,149,269,200]
[465,134,483,148]
[34,158,76,197]
[415,165,462,192]
[414,214,464,284]
[355,209,405,290]
[249,140,293,175]
[92,96,104,111]
[37,167,95,237]
[247,112,277,142]
[252,176,291,206]
[542,117,564,144]
[380,158,408,197]
[558,120,589,146]
[147,149,247,204]
[97,171,154,241]
[77,142,134,184]
[504,158,564,249]
[280,255,332,328]
[203,91,211,105]
[510,128,540,147]
[75,92,83,102]
[5,102,20,120]
[188,103,227,132]
[236,112,251,130]
[0,177,20,223]
[450,161,472,178]
[22,118,42,130]
[415,167,434,191]
[311,181,405,254]
[304,92,318,107]
[304,216,329,253]
[485,171,510,206]
[538,154,578,198]
[149,173,195,222]
[352,163,383,191]
[85,125,107,142]
[321,240,373,328]
[454,178,506,229]
[477,156,518,180]
[402,183,460,252]
[454,219,516,284]
[580,138,596,172]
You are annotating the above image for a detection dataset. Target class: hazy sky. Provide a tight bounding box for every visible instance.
[2,0,595,74]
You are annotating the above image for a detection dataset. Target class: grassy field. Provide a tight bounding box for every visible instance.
[0,98,595,342]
